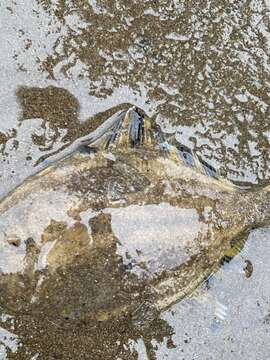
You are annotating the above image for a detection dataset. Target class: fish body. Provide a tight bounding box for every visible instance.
[0,107,269,329]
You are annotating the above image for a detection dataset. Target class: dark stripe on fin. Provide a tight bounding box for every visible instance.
[178,146,195,167]
[173,142,219,179]
[200,159,217,178]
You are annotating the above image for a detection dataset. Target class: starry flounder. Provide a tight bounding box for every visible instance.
[0,106,269,327]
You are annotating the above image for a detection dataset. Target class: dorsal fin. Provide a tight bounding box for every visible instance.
[83,107,165,149]
[167,137,221,179]
[88,107,166,150]
[114,107,145,147]
[176,143,219,178]
[81,106,226,181]
[112,106,168,149]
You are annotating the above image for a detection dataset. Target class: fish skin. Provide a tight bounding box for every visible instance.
[0,106,269,324]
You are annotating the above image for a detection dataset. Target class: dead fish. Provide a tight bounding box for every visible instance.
[0,106,269,326]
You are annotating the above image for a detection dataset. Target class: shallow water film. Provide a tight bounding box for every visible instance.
[1,1,270,359]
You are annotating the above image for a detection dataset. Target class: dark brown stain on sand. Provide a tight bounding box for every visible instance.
[15,85,135,154]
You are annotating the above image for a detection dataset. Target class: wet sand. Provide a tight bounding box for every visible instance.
[1,1,270,359]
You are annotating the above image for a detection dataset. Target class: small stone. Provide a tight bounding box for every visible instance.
[244,259,253,278]
[7,235,21,247]
[167,338,176,349]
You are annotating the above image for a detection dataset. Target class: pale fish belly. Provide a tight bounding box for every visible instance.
[105,203,208,276]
